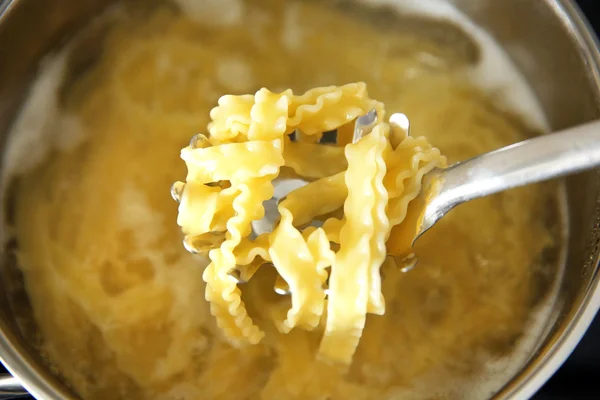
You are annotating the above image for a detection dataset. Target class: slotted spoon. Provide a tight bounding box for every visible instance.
[176,111,600,296]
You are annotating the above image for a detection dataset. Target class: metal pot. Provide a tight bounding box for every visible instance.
[0,0,599,399]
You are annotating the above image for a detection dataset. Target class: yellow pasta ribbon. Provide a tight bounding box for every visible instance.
[288,82,385,135]
[248,89,292,141]
[366,124,392,315]
[283,172,346,227]
[203,177,274,345]
[208,94,254,141]
[174,83,445,364]
[181,140,284,183]
[318,123,381,365]
[269,207,332,332]
[283,140,347,179]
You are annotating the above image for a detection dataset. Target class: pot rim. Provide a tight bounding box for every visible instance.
[495,0,600,395]
[0,0,599,399]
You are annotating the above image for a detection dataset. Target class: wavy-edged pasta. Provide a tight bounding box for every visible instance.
[287,83,385,135]
[319,121,384,365]
[175,83,446,363]
[269,207,332,333]
[203,176,275,345]
[283,140,347,178]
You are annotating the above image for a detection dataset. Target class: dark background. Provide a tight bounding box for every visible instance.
[1,0,600,399]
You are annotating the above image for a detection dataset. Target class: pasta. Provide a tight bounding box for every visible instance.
[12,3,564,398]
[175,83,447,363]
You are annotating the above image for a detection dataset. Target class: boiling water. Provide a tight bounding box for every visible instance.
[3,0,567,399]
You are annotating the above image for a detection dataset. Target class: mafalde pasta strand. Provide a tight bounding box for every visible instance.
[269,207,332,333]
[283,139,347,179]
[366,124,392,315]
[318,123,379,365]
[287,82,385,135]
[174,83,446,364]
[203,176,275,345]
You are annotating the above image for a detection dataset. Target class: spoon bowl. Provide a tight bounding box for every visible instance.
[175,109,600,294]
[408,118,600,254]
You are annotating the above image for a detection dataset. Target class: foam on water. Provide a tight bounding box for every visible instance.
[352,3,562,397]
[361,0,550,133]
[1,1,564,399]
[1,50,83,180]
[175,0,243,26]
[3,0,550,179]
[404,266,565,400]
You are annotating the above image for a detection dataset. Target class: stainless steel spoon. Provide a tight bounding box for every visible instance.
[412,118,600,249]
[250,114,600,294]
[177,112,600,295]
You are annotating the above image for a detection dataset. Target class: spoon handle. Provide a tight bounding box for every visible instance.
[425,119,600,224]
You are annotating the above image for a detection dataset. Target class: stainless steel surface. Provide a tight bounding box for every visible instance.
[414,119,600,249]
[0,375,29,398]
[251,113,600,274]
[352,108,378,144]
[249,177,310,238]
[0,0,598,399]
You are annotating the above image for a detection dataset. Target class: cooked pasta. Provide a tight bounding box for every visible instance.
[10,2,564,400]
[175,84,446,363]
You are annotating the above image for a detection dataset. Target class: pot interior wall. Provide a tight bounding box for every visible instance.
[0,1,119,397]
[451,0,600,396]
